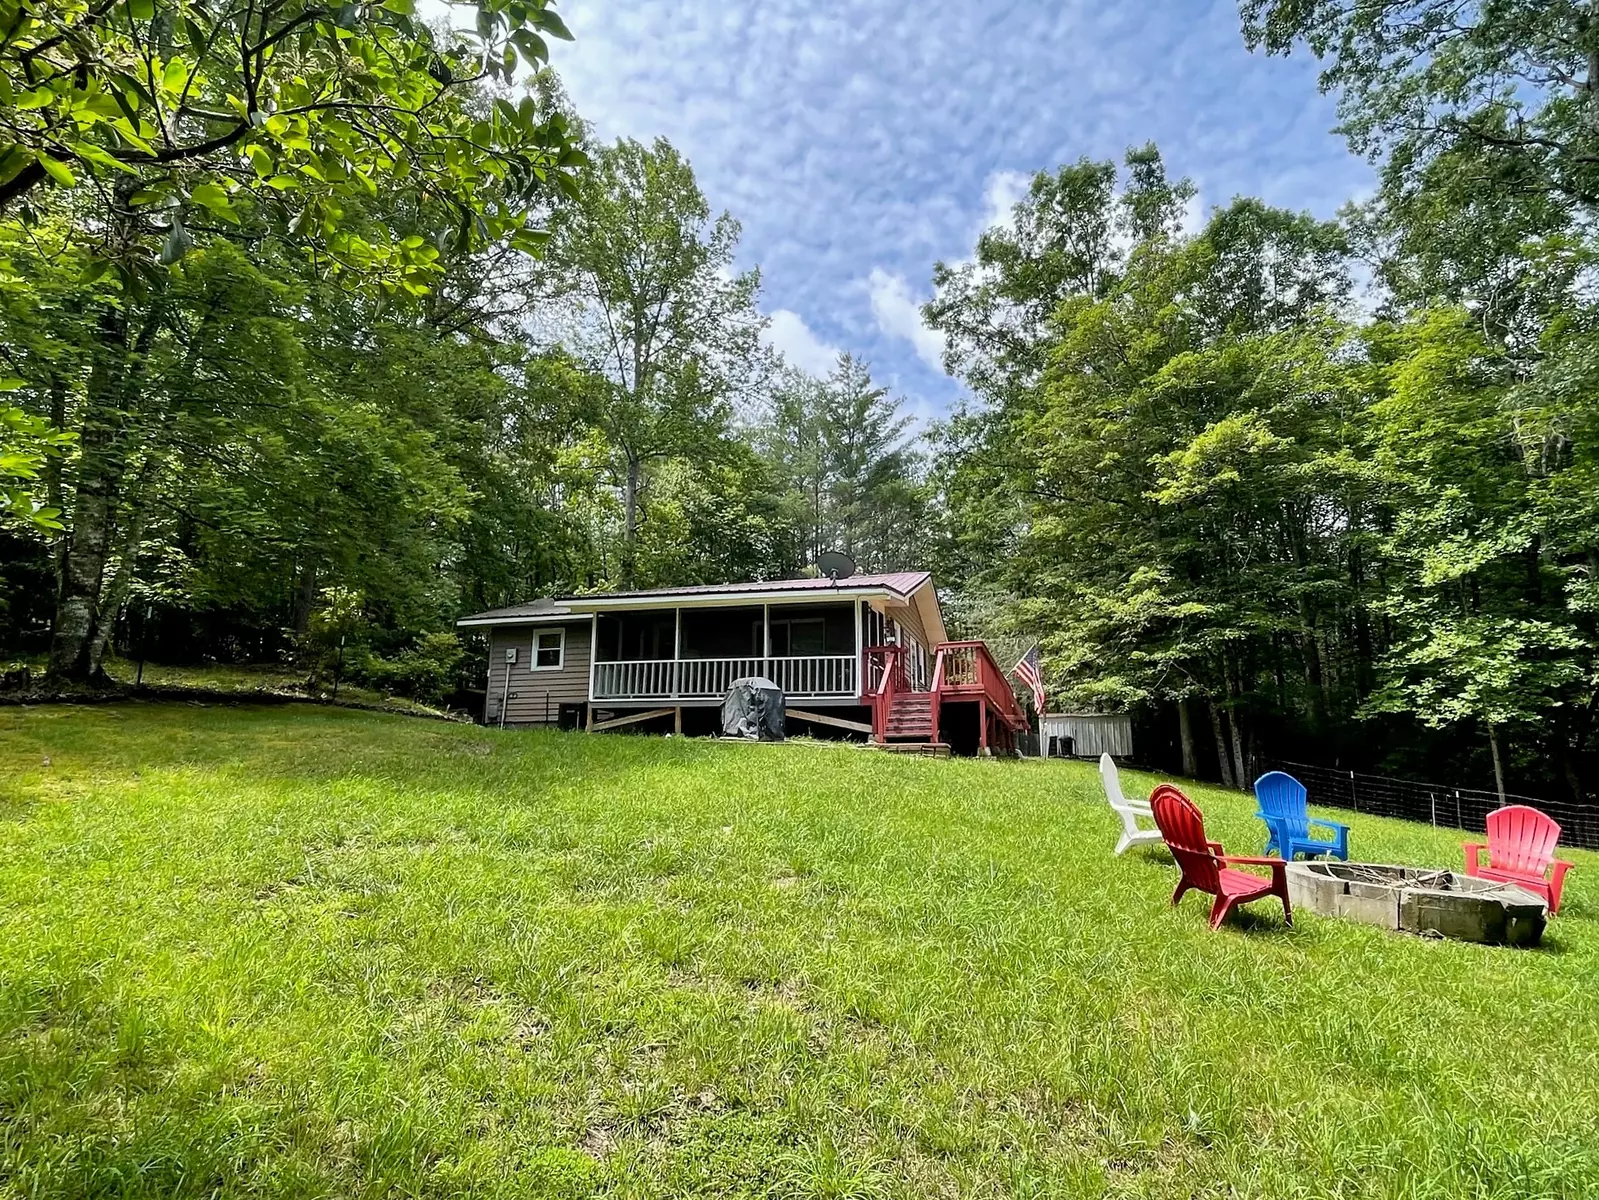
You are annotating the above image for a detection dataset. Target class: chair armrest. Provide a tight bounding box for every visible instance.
[1548,858,1576,912]
[1206,841,1225,855]
[1219,854,1287,883]
[1463,842,1485,873]
[1308,818,1348,835]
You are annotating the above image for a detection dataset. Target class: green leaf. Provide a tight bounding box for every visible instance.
[36,153,76,187]
[189,181,242,223]
[380,0,415,12]
[16,88,54,111]
[162,59,189,93]
[0,378,25,392]
[72,142,139,175]
[537,8,574,39]
[126,0,155,19]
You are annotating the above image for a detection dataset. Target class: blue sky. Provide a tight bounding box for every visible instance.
[484,0,1374,419]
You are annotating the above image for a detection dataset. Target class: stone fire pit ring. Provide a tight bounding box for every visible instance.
[1284,861,1547,947]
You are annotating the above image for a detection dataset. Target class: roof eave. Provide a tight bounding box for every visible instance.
[563,584,911,611]
[456,611,577,628]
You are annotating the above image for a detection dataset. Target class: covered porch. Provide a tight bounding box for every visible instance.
[589,601,867,705]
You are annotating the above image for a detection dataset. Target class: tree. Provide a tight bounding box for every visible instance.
[0,0,584,287]
[1240,0,1599,217]
[543,136,767,588]
[3,0,589,683]
[754,353,930,573]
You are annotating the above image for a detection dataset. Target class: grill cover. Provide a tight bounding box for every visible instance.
[721,677,785,740]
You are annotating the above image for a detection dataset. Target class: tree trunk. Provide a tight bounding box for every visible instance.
[47,309,132,682]
[1487,723,1507,802]
[1208,697,1236,789]
[86,455,160,675]
[46,294,165,683]
[1178,697,1198,777]
[1230,707,1249,789]
[292,564,319,635]
[620,451,640,589]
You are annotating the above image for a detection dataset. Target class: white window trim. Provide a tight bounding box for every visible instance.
[531,628,565,671]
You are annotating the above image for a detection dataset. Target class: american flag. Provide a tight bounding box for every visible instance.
[1012,645,1046,713]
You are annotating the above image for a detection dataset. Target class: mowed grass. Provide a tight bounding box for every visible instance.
[1,705,1597,1199]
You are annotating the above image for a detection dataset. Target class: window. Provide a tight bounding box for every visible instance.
[532,628,564,670]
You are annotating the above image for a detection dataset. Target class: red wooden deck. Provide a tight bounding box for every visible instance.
[864,640,1029,754]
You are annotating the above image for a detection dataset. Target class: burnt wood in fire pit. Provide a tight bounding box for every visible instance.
[1284,862,1547,946]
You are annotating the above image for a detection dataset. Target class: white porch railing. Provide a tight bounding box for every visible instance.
[592,655,858,702]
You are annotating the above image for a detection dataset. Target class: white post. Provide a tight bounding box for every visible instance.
[587,614,598,703]
[854,599,864,699]
[763,602,770,679]
[673,607,681,700]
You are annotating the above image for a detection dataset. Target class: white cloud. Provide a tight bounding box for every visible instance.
[763,308,841,374]
[430,0,1373,416]
[979,169,1031,234]
[865,268,944,372]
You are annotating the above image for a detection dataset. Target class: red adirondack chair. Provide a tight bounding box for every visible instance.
[1464,805,1575,914]
[1150,784,1292,930]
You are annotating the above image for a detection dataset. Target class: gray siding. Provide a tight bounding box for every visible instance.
[1041,713,1134,758]
[485,621,591,724]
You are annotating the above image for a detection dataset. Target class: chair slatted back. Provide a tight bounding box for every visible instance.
[1151,784,1221,893]
[1486,805,1561,876]
[1254,771,1310,840]
[1099,753,1128,810]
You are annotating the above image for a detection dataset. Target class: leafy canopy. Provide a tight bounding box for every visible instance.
[0,0,586,290]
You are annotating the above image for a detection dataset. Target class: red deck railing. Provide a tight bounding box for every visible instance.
[863,640,1028,748]
[932,641,1028,743]
[863,644,909,743]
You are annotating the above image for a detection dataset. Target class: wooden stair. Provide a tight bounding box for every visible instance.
[885,691,936,741]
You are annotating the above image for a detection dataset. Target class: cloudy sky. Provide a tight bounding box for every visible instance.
[453,0,1374,418]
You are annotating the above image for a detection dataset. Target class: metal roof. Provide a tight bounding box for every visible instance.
[457,572,934,626]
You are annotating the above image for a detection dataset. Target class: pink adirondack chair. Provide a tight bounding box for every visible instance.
[1464,805,1575,914]
[1150,784,1292,930]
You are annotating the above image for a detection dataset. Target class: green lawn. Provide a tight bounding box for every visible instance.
[1,704,1596,1199]
[5,656,456,718]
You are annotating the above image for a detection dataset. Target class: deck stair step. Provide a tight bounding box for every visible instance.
[885,692,936,739]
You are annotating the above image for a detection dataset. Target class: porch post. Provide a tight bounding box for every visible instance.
[673,607,681,699]
[762,602,770,675]
[854,599,864,700]
[587,614,598,703]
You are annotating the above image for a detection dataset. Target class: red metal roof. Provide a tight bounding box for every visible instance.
[458,572,933,624]
[565,571,931,601]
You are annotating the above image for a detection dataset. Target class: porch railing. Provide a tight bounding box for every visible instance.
[592,655,858,702]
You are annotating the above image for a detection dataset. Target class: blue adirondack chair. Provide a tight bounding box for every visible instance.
[1253,771,1350,860]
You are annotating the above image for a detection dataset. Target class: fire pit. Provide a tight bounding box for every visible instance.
[1284,862,1547,947]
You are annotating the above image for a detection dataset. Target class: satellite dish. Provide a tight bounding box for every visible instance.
[816,550,857,580]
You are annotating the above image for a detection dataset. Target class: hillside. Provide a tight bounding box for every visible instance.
[1,704,1595,1198]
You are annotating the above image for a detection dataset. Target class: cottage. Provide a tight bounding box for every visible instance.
[457,572,1028,751]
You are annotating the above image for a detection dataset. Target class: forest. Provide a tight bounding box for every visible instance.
[3,0,1599,805]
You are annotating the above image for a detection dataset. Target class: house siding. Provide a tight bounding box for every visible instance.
[1041,713,1134,758]
[485,622,591,724]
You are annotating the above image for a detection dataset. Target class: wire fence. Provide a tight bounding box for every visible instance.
[1268,760,1599,851]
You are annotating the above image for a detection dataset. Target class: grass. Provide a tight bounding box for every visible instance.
[3,656,454,718]
[1,703,1596,1199]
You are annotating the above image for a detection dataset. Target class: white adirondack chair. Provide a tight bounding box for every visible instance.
[1100,752,1163,855]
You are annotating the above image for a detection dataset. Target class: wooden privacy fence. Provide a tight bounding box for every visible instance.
[1269,760,1599,851]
